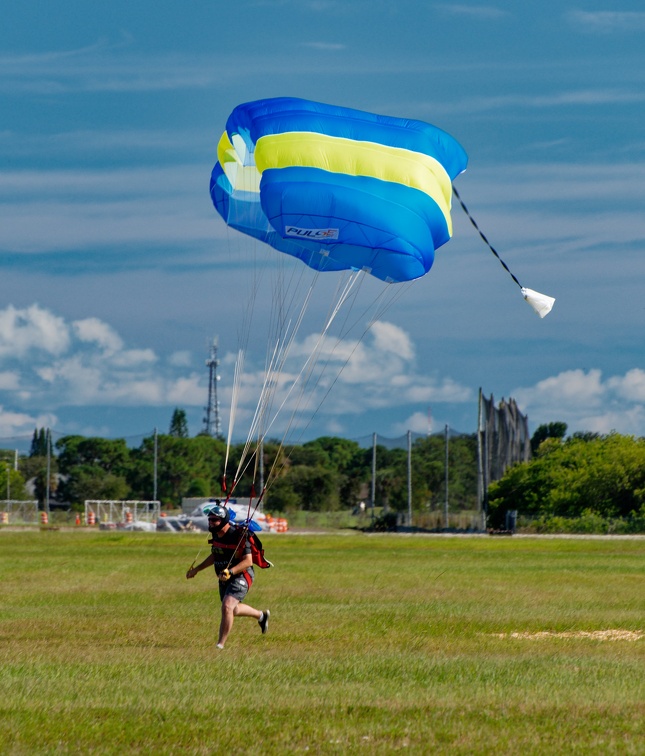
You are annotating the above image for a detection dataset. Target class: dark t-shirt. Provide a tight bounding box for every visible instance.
[209,524,254,579]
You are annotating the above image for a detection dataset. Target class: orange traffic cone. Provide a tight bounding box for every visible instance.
[75,513,81,526]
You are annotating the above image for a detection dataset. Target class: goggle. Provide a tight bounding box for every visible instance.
[203,503,224,517]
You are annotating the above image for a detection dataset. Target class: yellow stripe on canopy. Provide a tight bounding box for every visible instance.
[254,131,453,230]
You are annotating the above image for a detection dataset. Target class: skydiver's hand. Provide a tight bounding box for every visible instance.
[219,568,232,582]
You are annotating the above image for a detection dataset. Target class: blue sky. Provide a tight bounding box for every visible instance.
[1,1,645,448]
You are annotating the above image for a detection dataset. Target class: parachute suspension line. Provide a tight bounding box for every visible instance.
[245,274,318,450]
[234,335,287,482]
[231,266,337,498]
[228,266,323,495]
[452,185,523,290]
[221,348,246,492]
[239,272,359,495]
[259,270,363,488]
[266,276,412,463]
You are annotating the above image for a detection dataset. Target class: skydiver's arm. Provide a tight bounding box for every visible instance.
[228,553,252,576]
[186,553,215,579]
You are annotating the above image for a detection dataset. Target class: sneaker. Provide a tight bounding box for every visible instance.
[216,643,225,650]
[258,609,270,635]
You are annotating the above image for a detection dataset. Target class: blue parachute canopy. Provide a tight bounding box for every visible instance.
[210,97,467,283]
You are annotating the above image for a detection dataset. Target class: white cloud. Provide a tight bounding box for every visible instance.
[4,303,645,442]
[0,46,219,95]
[392,411,433,436]
[517,369,605,409]
[0,305,70,358]
[0,372,19,390]
[370,321,414,359]
[109,349,157,368]
[300,42,346,50]
[607,369,645,402]
[217,320,473,438]
[73,317,123,352]
[0,405,57,438]
[567,10,645,34]
[168,351,193,367]
[435,4,507,20]
[166,375,206,404]
[0,304,167,409]
[0,165,217,254]
[513,368,645,436]
[432,89,645,116]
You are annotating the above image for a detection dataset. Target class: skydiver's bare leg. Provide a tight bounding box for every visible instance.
[217,596,238,647]
[218,598,263,647]
[233,603,262,620]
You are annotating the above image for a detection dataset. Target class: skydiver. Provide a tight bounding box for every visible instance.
[186,502,270,649]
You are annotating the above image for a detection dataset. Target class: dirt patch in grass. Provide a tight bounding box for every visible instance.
[494,630,643,641]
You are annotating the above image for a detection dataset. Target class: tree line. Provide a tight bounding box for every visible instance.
[3,412,644,531]
[1,409,478,514]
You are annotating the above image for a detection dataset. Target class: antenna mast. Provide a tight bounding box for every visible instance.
[203,337,223,438]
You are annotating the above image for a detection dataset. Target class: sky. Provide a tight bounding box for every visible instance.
[1,1,645,450]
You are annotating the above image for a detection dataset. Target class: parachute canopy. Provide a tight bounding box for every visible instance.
[210,97,468,283]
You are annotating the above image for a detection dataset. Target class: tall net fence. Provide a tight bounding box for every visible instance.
[478,390,531,525]
[351,427,480,531]
[352,428,471,450]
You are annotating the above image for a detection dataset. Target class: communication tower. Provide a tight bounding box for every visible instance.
[203,337,223,438]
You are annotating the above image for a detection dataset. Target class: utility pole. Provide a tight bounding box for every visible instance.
[444,424,449,529]
[153,427,158,502]
[407,430,412,527]
[203,337,223,438]
[45,428,51,514]
[370,432,377,525]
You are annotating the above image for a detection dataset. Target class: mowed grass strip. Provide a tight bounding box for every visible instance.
[1,531,643,754]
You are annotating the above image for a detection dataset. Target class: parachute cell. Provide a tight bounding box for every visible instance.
[210,97,468,283]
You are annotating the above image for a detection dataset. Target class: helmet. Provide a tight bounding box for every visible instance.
[202,501,230,525]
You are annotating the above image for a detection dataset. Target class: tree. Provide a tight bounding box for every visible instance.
[265,464,340,512]
[530,422,567,455]
[33,465,58,508]
[29,428,52,458]
[303,437,369,507]
[128,434,226,506]
[55,436,132,507]
[0,464,28,501]
[169,408,189,438]
[56,436,130,475]
[488,433,645,525]
[60,467,129,505]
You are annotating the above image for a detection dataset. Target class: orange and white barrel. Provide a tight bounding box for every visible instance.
[0,512,8,525]
[87,511,96,526]
[125,510,133,524]
[40,511,49,525]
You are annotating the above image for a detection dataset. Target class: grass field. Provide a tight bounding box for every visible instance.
[1,530,643,754]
